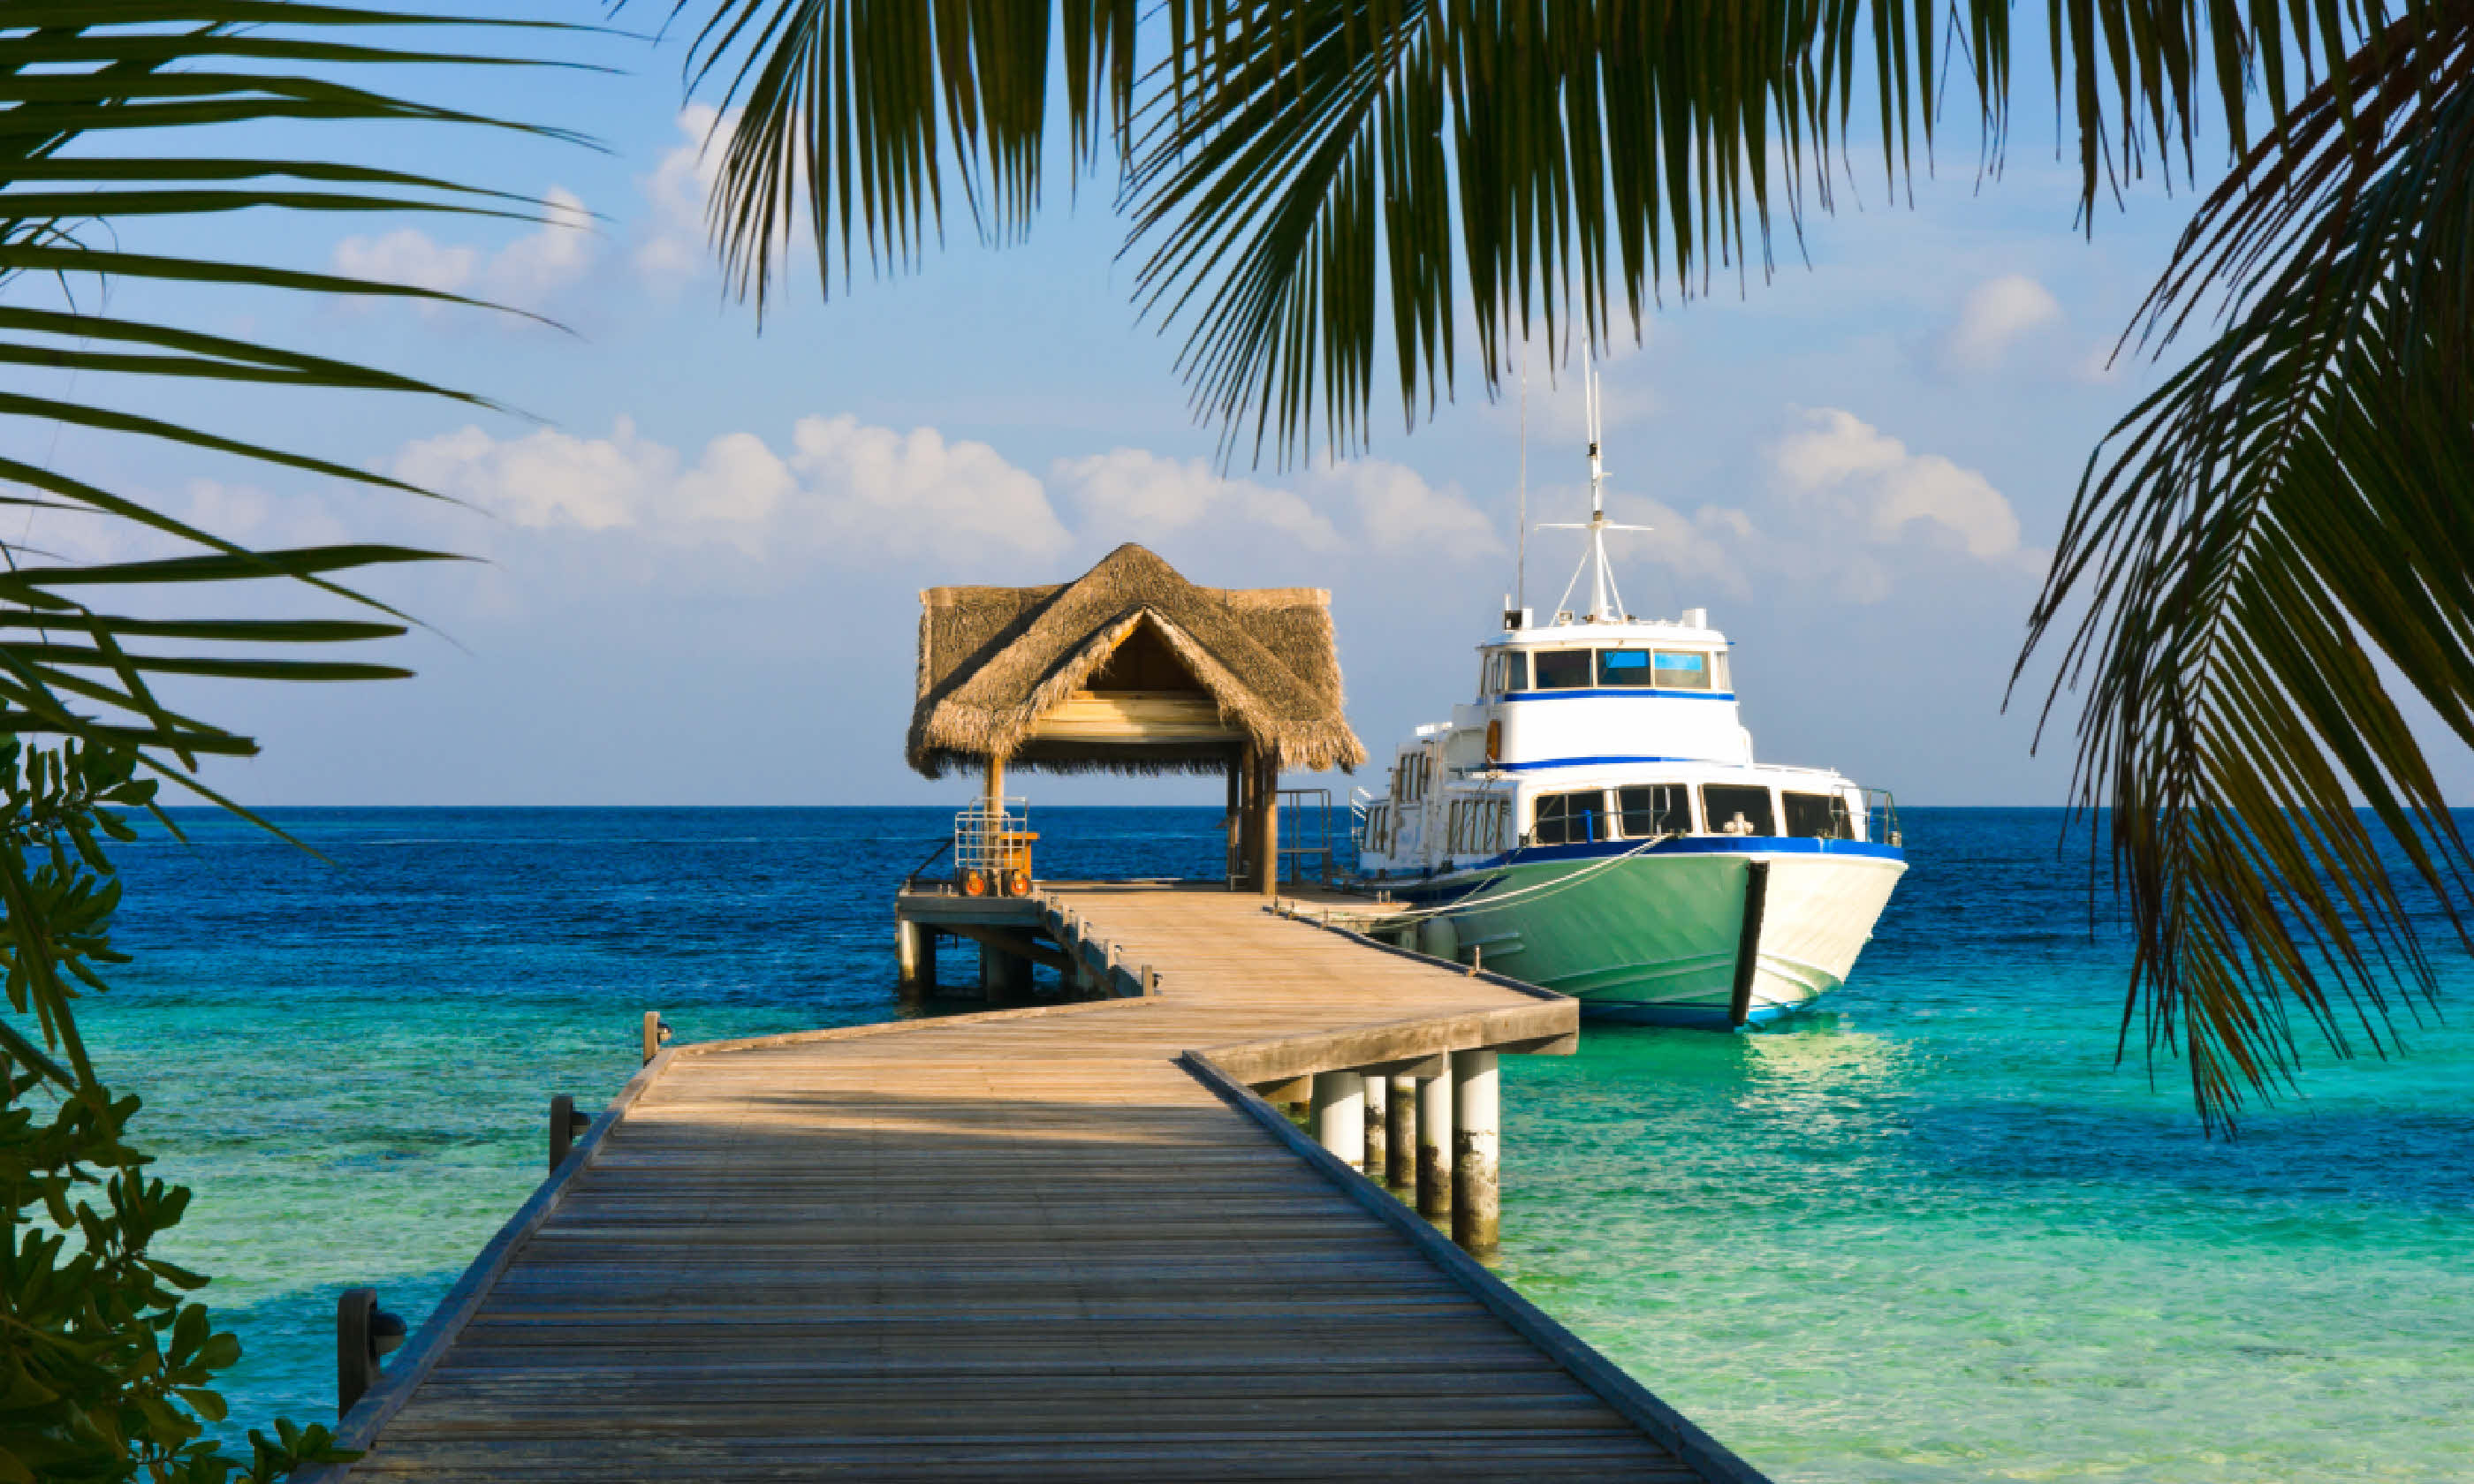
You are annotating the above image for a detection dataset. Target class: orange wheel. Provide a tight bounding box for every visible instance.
[1005,867,1030,897]
[961,868,990,897]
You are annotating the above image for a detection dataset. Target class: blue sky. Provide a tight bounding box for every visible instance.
[21,19,2416,808]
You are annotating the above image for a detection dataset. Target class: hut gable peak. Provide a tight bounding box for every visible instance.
[906,543,1366,779]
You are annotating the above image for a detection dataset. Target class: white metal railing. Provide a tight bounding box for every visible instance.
[953,795,1031,897]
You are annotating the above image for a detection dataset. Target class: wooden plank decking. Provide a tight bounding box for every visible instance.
[306,884,1770,1483]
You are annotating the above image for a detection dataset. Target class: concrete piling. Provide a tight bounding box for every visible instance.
[1362,1072,1388,1180]
[895,918,927,985]
[1415,1066,1453,1219]
[1451,1048,1500,1257]
[1385,1074,1416,1189]
[1310,1071,1366,1171]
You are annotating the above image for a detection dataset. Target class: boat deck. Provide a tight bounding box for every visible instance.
[303,883,1767,1483]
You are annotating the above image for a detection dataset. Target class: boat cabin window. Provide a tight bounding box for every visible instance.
[1700,784,1775,837]
[1783,791,1850,839]
[1487,649,1530,694]
[1446,797,1511,854]
[1711,650,1733,692]
[1533,649,1593,690]
[1618,784,1690,838]
[1393,753,1432,804]
[1530,790,1608,845]
[1596,648,1652,685]
[1652,651,1712,690]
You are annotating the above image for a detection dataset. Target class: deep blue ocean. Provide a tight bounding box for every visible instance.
[82,807,2473,1482]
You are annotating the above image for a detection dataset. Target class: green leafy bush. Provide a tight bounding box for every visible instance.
[0,742,353,1482]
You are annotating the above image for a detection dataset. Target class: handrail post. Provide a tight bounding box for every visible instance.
[337,1287,406,1417]
[550,1094,589,1170]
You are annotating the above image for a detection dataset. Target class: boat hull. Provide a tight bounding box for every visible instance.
[1394,841,1904,1027]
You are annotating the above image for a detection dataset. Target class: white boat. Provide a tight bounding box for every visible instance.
[1352,372,1906,1028]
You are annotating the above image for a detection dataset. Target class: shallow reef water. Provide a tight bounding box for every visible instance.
[81,806,2474,1481]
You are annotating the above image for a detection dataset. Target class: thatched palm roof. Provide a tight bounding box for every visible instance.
[907,543,1366,778]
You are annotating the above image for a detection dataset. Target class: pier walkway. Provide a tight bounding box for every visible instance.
[307,884,1768,1483]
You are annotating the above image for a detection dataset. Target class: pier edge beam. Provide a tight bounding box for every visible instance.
[1362,1072,1389,1181]
[1451,1049,1501,1257]
[1416,1065,1453,1218]
[1310,1071,1366,1171]
[1385,1073,1417,1189]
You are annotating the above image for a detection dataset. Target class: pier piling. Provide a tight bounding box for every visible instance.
[1386,1072,1417,1188]
[1310,1070,1366,1170]
[1417,1065,1454,1218]
[1362,1071,1389,1178]
[1453,1048,1501,1257]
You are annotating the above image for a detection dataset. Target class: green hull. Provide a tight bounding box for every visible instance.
[1402,850,1905,1027]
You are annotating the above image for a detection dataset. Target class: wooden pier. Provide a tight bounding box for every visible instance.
[306,884,1771,1483]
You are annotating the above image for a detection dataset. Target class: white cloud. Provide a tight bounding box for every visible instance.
[1772,407,2022,561]
[1936,274,2064,371]
[633,106,764,294]
[391,413,1068,564]
[330,187,596,313]
[1056,449,1343,551]
[1316,458,1502,557]
[331,230,477,298]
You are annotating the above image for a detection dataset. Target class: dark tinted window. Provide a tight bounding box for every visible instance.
[1498,650,1529,692]
[1596,648,1653,685]
[1784,791,1847,839]
[1618,785,1690,837]
[1531,790,1607,845]
[1533,649,1593,689]
[1700,784,1776,837]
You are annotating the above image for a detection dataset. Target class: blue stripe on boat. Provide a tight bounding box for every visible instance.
[1370,835,1906,885]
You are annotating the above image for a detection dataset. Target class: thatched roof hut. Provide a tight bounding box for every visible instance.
[907,543,1366,780]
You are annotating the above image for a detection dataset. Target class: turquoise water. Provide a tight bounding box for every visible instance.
[83,807,2473,1480]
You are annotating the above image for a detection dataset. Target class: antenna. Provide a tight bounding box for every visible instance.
[1515,343,1529,611]
[1539,354,1652,624]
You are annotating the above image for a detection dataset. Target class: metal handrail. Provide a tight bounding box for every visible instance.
[903,837,953,892]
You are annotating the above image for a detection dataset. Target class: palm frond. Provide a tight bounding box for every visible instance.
[668,0,2419,460]
[0,5,578,786]
[2015,9,2474,1129]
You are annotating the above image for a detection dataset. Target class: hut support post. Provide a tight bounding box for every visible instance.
[1451,1049,1500,1256]
[1250,751,1279,896]
[1385,1073,1416,1189]
[1225,757,1245,890]
[1362,1072,1389,1182]
[1416,1066,1453,1218]
[1309,1071,1364,1171]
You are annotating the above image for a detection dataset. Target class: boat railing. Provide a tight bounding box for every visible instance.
[1863,787,1903,847]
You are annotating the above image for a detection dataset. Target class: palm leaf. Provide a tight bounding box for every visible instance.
[0,5,579,1087]
[2015,8,2474,1128]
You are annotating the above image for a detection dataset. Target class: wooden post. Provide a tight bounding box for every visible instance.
[1385,1073,1416,1189]
[1251,750,1280,896]
[1416,1067,1453,1218]
[336,1288,403,1417]
[977,942,1005,1003]
[1452,1048,1501,1257]
[1362,1072,1388,1182]
[1225,755,1245,890]
[1309,1071,1365,1171]
[549,1094,586,1171]
[641,1011,670,1064]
